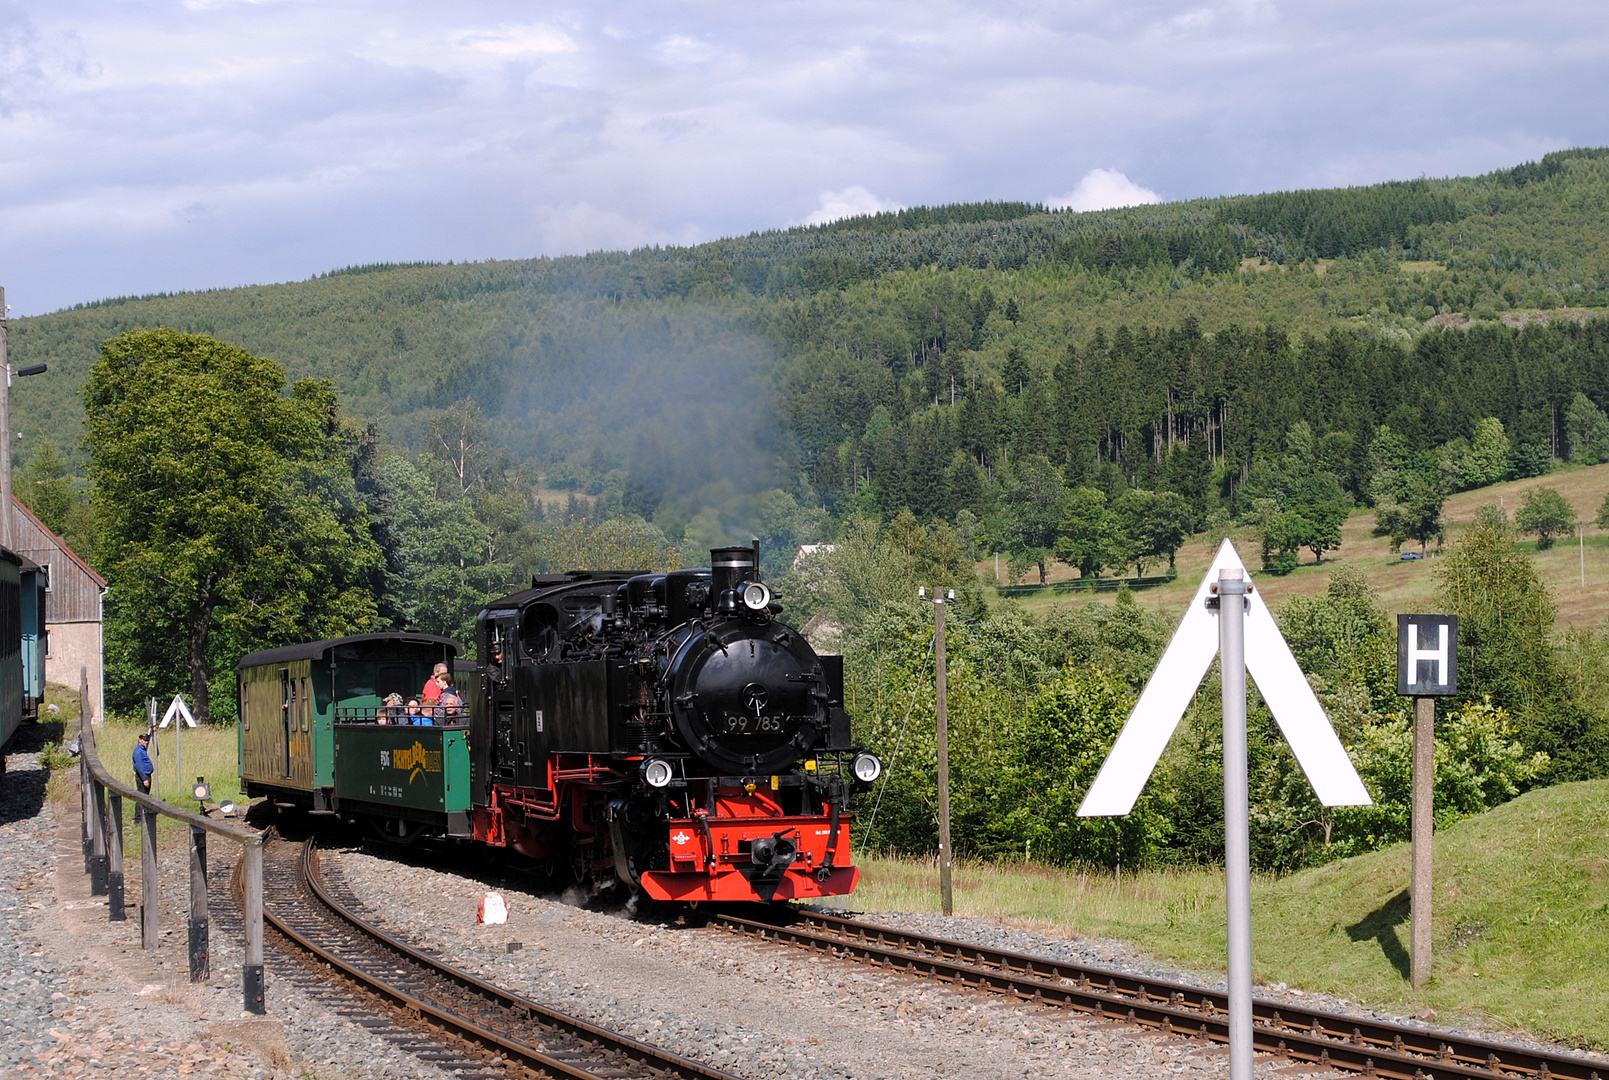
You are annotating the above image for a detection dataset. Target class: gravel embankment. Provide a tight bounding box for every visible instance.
[1,730,467,1079]
[845,910,1609,1064]
[328,845,1347,1080]
[0,747,73,1076]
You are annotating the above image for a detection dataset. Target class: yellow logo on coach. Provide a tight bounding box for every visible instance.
[392,741,443,784]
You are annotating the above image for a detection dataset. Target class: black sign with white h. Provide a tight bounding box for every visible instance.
[1397,614,1458,697]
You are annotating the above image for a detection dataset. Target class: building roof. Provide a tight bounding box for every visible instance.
[236,632,460,671]
[11,498,106,587]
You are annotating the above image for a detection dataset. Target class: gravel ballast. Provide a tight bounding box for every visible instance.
[0,732,465,1080]
[327,844,1345,1080]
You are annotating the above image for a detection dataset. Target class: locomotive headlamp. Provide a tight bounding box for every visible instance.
[642,758,675,788]
[740,581,772,612]
[851,752,882,783]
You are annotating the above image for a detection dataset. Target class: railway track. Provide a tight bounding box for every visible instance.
[255,833,745,1080]
[714,908,1609,1080]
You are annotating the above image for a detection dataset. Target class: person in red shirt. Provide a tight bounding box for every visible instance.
[421,663,449,706]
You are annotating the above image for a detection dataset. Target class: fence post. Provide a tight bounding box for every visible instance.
[242,840,265,1014]
[105,793,126,920]
[88,777,108,896]
[80,754,92,869]
[188,826,210,981]
[140,805,159,949]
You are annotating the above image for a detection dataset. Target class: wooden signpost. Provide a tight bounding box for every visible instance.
[1396,614,1457,989]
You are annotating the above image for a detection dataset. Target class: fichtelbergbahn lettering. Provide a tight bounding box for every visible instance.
[238,544,880,904]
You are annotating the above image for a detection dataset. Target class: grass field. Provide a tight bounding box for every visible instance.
[983,461,1609,630]
[849,779,1609,1050]
[42,682,247,846]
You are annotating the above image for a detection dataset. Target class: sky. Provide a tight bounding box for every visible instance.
[1,1,1606,315]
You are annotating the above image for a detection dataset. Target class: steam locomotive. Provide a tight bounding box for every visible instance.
[239,544,880,903]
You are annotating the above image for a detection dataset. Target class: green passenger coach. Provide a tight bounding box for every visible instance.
[237,632,460,812]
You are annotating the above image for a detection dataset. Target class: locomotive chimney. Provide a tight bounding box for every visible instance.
[711,545,757,613]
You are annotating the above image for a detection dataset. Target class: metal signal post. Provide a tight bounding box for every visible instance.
[920,586,957,915]
[1210,568,1255,1080]
[1081,542,1372,1080]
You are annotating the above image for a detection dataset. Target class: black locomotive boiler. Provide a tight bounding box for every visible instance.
[467,543,880,902]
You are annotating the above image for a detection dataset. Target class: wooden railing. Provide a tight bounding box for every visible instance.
[74,667,266,1014]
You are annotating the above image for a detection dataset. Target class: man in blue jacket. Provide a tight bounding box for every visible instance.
[133,732,154,794]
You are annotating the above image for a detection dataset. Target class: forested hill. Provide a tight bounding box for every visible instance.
[14,148,1609,552]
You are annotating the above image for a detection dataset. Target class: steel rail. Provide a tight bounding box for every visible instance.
[263,835,744,1080]
[714,909,1608,1080]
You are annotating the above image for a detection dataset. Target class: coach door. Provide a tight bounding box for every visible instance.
[280,671,294,777]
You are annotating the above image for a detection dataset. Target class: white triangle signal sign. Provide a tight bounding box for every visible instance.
[1078,540,1371,817]
[159,695,196,729]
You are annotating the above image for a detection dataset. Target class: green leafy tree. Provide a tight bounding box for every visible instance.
[1459,417,1510,489]
[86,329,382,720]
[1300,502,1348,564]
[1435,506,1553,706]
[16,440,74,534]
[994,454,1066,584]
[1374,475,1445,553]
[997,666,1171,867]
[1054,486,1124,578]
[1595,490,1609,530]
[17,440,100,565]
[377,454,512,644]
[1111,489,1193,574]
[1565,392,1609,464]
[1365,426,1416,505]
[1260,510,1310,574]
[1514,486,1575,550]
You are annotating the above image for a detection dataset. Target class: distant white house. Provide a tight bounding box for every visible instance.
[792,544,836,567]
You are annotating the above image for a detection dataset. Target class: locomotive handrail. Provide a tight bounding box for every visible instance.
[74,666,266,1014]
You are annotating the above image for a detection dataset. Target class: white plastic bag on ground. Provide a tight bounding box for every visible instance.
[477,893,508,925]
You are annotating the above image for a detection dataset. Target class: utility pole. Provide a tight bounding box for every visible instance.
[920,585,957,915]
[0,285,48,550]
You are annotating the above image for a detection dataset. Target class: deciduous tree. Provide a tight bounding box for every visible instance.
[86,329,382,720]
[1515,486,1575,550]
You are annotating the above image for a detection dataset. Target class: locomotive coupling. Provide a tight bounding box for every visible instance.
[750,833,798,872]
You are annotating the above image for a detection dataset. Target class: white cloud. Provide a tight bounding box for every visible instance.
[1,1,1606,313]
[1047,169,1163,213]
[801,186,903,226]
[536,202,675,255]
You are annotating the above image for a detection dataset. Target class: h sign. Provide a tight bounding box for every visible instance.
[1397,615,1457,696]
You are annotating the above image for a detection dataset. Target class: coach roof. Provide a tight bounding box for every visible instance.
[235,632,460,671]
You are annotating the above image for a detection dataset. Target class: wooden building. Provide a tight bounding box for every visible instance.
[12,499,106,722]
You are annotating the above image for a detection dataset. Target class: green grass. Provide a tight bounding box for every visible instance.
[849,780,1609,1049]
[84,716,246,846]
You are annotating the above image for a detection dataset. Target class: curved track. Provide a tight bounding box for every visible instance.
[257,833,745,1080]
[714,908,1609,1080]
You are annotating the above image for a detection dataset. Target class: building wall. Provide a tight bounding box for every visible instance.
[12,504,105,624]
[46,620,103,722]
[11,499,108,723]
